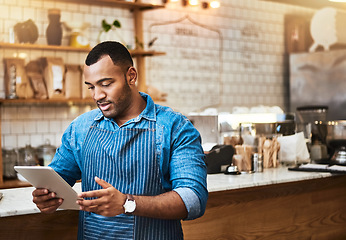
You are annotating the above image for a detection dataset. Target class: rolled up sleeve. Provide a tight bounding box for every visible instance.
[174,187,203,220]
[169,118,208,220]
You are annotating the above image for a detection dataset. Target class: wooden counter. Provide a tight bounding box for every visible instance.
[0,210,78,240]
[183,174,346,240]
[1,168,345,240]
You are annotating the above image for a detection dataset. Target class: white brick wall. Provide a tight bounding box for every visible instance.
[0,0,314,148]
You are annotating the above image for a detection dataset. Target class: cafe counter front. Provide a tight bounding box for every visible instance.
[1,167,346,240]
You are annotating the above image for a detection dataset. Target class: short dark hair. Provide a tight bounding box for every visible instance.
[85,41,133,73]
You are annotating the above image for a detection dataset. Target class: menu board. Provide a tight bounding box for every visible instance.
[289,49,346,120]
[148,15,222,112]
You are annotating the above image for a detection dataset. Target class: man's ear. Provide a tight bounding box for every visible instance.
[127,67,137,85]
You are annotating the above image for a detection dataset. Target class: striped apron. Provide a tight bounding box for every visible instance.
[78,120,183,240]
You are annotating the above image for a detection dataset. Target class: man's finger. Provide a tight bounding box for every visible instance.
[79,204,98,212]
[94,176,112,189]
[32,188,49,197]
[38,198,63,213]
[33,192,57,204]
[78,188,107,199]
[77,197,101,207]
[77,177,112,199]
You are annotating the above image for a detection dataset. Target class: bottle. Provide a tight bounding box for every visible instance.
[46,9,62,45]
[251,152,263,172]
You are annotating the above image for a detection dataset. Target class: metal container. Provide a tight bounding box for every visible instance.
[326,120,346,165]
[36,140,56,166]
[252,153,263,172]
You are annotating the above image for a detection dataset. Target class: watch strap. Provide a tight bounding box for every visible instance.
[126,194,135,201]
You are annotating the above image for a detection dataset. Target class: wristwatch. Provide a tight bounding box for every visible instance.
[123,194,136,214]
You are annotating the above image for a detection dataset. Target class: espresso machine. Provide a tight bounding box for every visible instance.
[296,106,329,163]
[296,106,346,165]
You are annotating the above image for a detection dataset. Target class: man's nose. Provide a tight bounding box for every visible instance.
[93,87,106,101]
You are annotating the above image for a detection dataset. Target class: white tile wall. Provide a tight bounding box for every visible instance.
[0,103,95,149]
[0,0,314,149]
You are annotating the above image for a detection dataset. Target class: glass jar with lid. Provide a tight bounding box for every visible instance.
[36,139,56,166]
[17,144,38,166]
[2,148,18,179]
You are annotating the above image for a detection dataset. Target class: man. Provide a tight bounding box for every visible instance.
[32,41,208,239]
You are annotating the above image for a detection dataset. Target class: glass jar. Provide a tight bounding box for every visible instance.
[2,148,18,179]
[17,144,37,166]
[36,139,56,166]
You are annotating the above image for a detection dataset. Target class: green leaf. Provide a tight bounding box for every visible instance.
[113,20,121,28]
[102,19,112,32]
[135,37,144,49]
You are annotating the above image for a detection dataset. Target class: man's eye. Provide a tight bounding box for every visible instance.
[102,83,111,87]
[87,86,94,90]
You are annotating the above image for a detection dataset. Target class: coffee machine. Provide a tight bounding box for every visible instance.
[296,106,329,163]
[326,121,346,166]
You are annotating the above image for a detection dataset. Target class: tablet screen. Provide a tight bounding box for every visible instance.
[14,166,80,210]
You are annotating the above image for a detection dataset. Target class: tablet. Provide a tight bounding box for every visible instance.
[14,166,80,210]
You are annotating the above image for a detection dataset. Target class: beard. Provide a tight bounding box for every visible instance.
[97,79,133,120]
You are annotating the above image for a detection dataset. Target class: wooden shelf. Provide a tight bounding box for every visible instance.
[44,0,165,10]
[130,49,165,57]
[0,42,90,52]
[260,0,346,9]
[0,98,95,105]
[0,98,166,106]
[0,42,165,57]
[0,179,32,189]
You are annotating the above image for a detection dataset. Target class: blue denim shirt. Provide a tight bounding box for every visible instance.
[49,92,208,220]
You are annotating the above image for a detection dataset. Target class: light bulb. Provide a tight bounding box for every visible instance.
[189,0,199,6]
[210,0,220,8]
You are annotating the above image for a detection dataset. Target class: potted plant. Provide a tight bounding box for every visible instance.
[98,19,126,45]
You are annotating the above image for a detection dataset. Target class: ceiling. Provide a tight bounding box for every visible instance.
[261,0,346,10]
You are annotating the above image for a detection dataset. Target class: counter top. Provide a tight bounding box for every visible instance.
[207,166,332,192]
[0,167,333,217]
[0,183,81,217]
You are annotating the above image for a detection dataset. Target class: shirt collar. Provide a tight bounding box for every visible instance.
[93,92,156,123]
[138,92,156,122]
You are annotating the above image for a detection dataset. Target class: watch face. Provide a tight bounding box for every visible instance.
[125,199,136,213]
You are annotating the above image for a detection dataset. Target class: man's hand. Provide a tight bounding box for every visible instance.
[77,176,126,217]
[32,188,63,213]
